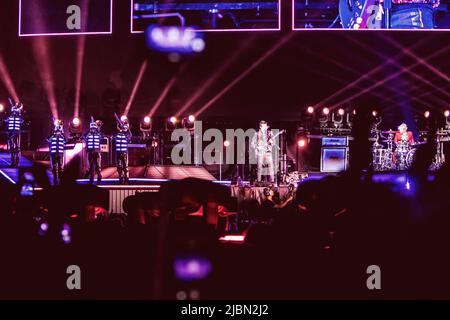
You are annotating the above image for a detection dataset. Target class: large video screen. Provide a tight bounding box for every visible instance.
[19,0,112,36]
[131,0,281,32]
[292,0,450,30]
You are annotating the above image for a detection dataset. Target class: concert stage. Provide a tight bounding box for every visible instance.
[0,151,426,216]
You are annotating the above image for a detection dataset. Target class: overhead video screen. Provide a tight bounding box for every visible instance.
[19,0,112,36]
[292,0,450,30]
[131,0,281,32]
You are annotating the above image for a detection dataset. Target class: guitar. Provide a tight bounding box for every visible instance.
[255,129,286,154]
[339,0,383,29]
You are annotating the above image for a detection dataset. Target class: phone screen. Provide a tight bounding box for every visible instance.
[19,172,35,197]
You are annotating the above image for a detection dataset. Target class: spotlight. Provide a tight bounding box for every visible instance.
[338,108,345,116]
[169,116,178,124]
[151,28,164,42]
[307,106,314,114]
[424,111,430,118]
[182,115,196,130]
[167,27,180,43]
[0,103,4,112]
[69,117,82,139]
[72,117,80,126]
[191,38,206,53]
[372,110,378,117]
[319,108,330,128]
[352,109,356,115]
[297,138,307,148]
[444,110,450,118]
[120,115,128,122]
[140,116,152,139]
[224,140,230,148]
[166,116,179,130]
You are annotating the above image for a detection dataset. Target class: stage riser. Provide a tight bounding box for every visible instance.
[107,188,159,214]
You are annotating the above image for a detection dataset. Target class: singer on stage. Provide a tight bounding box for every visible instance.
[251,120,275,183]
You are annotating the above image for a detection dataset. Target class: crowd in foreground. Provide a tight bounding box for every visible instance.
[1,111,450,299]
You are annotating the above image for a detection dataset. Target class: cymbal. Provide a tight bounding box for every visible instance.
[381,139,393,142]
[381,130,395,134]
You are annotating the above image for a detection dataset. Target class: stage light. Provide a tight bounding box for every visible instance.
[372,110,378,117]
[151,27,164,42]
[224,140,230,148]
[182,115,196,129]
[124,60,148,116]
[0,104,4,112]
[168,27,180,43]
[307,106,314,114]
[74,35,86,118]
[444,110,450,118]
[166,116,179,131]
[31,37,58,119]
[192,38,206,53]
[322,107,330,115]
[298,138,307,148]
[332,109,345,128]
[424,111,430,118]
[140,116,152,138]
[169,116,178,124]
[54,119,61,126]
[182,115,196,130]
[69,117,82,139]
[352,109,356,115]
[120,115,128,122]
[0,54,19,103]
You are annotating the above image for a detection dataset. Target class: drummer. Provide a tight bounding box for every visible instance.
[394,123,414,146]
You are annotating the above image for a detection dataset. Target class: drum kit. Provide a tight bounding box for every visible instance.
[371,129,447,171]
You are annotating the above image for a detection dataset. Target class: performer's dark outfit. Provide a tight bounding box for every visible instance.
[390,0,439,29]
[47,121,66,185]
[5,103,24,167]
[114,121,131,184]
[85,121,103,184]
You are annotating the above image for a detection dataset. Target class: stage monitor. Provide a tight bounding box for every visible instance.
[321,147,348,172]
[292,0,450,30]
[131,0,281,33]
[19,0,113,36]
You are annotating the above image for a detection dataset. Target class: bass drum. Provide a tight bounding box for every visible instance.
[406,149,416,168]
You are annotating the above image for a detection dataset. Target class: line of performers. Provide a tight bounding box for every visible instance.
[2,101,132,185]
[48,114,132,185]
